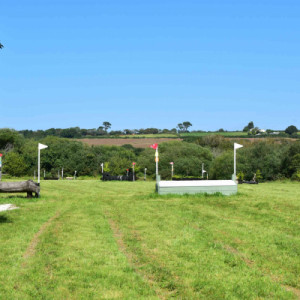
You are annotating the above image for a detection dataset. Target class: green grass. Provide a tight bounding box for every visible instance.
[119,133,179,138]
[0,181,299,299]
[180,131,248,137]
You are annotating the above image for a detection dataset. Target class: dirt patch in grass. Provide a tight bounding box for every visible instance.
[282,285,300,299]
[78,138,182,148]
[23,211,60,261]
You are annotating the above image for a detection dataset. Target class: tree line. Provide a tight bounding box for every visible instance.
[0,129,299,181]
[19,126,178,139]
[17,121,299,139]
[18,121,192,139]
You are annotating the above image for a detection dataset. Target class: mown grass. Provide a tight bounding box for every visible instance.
[0,181,299,299]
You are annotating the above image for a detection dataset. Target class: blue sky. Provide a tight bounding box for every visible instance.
[1,0,299,131]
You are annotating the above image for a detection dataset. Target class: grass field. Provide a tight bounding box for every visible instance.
[77,132,249,140]
[78,138,182,148]
[0,181,299,299]
[117,132,248,138]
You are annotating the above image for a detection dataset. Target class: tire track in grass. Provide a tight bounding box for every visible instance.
[107,217,177,300]
[218,241,300,299]
[22,211,60,265]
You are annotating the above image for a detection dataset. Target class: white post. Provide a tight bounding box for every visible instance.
[44,169,46,179]
[155,148,158,177]
[132,163,135,181]
[170,162,174,179]
[101,163,103,174]
[74,170,77,179]
[0,154,2,181]
[38,148,41,184]
[233,143,243,180]
[144,168,147,181]
[38,143,48,184]
[234,147,236,178]
[62,168,64,180]
[202,163,204,178]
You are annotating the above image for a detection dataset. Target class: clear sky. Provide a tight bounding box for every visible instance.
[1,0,299,131]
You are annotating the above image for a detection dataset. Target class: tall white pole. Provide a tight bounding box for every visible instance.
[0,154,2,181]
[37,143,48,187]
[234,147,236,178]
[38,148,41,184]
[155,148,158,177]
[133,163,135,181]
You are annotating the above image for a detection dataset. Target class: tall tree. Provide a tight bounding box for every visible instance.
[243,121,254,132]
[177,123,184,133]
[102,121,111,133]
[285,125,298,135]
[248,121,254,130]
[182,121,192,132]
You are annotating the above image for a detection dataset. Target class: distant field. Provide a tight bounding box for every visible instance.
[119,133,179,138]
[117,131,248,138]
[78,131,300,141]
[0,181,299,299]
[180,131,248,137]
[79,138,182,148]
[78,133,300,148]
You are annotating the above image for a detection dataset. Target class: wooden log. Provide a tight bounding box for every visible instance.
[0,180,40,198]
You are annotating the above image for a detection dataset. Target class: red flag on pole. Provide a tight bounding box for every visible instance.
[149,143,158,150]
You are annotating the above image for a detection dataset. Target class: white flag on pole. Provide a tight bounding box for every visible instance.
[234,143,243,150]
[38,143,48,150]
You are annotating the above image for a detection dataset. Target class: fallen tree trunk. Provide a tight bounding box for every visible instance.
[0,180,40,198]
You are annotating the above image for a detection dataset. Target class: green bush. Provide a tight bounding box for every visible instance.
[237,172,245,181]
[291,170,300,181]
[3,152,28,176]
[255,169,263,182]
